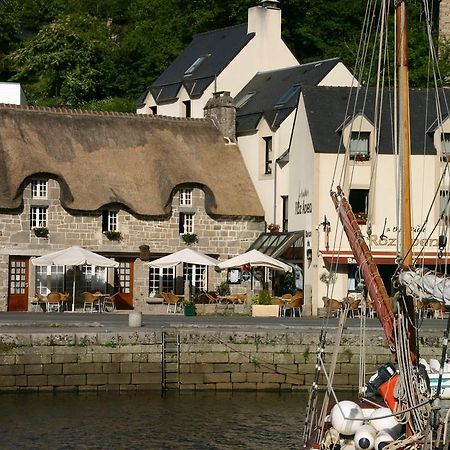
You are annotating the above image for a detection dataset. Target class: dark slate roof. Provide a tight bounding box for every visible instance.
[138,24,255,106]
[301,86,450,155]
[235,58,342,133]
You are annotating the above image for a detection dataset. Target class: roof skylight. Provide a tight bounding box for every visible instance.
[275,84,301,108]
[235,91,256,109]
[184,54,210,76]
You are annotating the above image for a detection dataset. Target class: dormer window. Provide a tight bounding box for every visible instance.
[441,133,450,161]
[32,179,48,198]
[180,189,193,206]
[275,84,300,108]
[184,54,210,77]
[102,210,118,232]
[349,131,370,160]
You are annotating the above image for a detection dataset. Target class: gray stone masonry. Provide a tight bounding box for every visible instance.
[0,328,444,392]
[0,180,264,311]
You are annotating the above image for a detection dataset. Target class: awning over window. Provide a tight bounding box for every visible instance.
[247,231,304,262]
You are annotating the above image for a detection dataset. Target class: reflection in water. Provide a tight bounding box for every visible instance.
[2,391,307,450]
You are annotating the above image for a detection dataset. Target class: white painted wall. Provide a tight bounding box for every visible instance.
[0,83,27,105]
[289,92,445,314]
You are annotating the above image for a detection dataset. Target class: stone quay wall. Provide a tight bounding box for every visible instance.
[0,328,443,392]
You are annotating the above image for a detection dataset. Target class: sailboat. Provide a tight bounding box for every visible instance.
[303,0,450,448]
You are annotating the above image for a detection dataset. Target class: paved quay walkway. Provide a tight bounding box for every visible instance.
[0,312,445,337]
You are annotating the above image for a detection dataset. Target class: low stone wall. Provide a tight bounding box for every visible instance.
[0,328,443,392]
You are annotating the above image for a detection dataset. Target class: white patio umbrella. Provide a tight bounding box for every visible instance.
[146,248,219,299]
[31,246,119,311]
[146,248,219,268]
[217,249,292,273]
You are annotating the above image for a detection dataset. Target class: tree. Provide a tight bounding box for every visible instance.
[9,13,114,106]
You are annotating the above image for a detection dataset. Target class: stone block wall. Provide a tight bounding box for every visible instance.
[0,179,264,310]
[0,329,442,392]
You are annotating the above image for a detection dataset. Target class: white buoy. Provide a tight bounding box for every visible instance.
[354,424,377,450]
[330,400,365,435]
[369,408,399,432]
[374,431,394,450]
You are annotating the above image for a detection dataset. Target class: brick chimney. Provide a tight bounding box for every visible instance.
[204,91,236,143]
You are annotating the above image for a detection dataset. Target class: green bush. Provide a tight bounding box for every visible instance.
[251,289,272,305]
[217,281,230,296]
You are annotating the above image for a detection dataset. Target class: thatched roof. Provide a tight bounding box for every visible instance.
[0,104,264,217]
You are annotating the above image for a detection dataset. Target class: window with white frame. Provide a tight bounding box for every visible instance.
[35,265,65,295]
[149,267,175,296]
[179,188,193,206]
[30,206,47,228]
[31,179,48,198]
[183,263,207,293]
[79,265,106,293]
[179,212,194,234]
[102,210,118,232]
[263,136,273,174]
[349,131,370,159]
[441,133,450,161]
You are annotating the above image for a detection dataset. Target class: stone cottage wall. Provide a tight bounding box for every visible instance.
[0,179,264,311]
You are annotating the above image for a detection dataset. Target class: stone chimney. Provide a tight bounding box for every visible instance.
[204,91,236,143]
[440,0,450,42]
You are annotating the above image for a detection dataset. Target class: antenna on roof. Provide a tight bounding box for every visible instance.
[258,0,281,9]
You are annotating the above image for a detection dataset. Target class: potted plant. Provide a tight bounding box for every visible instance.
[33,227,49,238]
[183,298,197,316]
[216,281,230,296]
[181,233,198,245]
[251,289,279,317]
[104,230,122,241]
[267,223,280,233]
[354,212,368,224]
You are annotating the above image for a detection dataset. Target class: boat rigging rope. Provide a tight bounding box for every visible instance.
[393,312,431,434]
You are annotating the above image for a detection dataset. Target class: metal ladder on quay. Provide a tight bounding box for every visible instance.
[161,330,180,391]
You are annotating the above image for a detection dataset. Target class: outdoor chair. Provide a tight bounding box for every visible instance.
[206,292,219,304]
[103,292,119,312]
[162,292,182,313]
[271,297,283,316]
[427,301,445,319]
[322,296,343,318]
[59,292,70,311]
[32,292,46,312]
[284,296,303,317]
[46,292,63,312]
[83,292,99,312]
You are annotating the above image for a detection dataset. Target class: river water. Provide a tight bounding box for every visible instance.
[2,391,309,449]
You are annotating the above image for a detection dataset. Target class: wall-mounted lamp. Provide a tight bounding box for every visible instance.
[306,248,313,262]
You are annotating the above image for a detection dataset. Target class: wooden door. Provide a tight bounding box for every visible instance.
[113,260,134,310]
[8,256,29,311]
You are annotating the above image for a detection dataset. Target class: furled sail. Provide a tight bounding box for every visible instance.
[399,269,450,305]
[331,189,396,351]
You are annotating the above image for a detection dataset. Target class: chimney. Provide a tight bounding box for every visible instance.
[248,0,282,40]
[204,91,236,143]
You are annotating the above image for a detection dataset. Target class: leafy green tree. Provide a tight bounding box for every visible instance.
[9,13,114,106]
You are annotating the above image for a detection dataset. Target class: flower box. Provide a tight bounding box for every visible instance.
[33,227,49,238]
[104,230,122,241]
[251,304,280,317]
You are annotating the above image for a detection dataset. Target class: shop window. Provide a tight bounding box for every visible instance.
[349,189,369,224]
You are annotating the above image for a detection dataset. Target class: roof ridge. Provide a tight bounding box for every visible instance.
[0,103,209,123]
[193,22,246,38]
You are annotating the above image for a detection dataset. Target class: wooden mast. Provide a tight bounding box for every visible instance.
[396,0,417,360]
